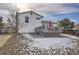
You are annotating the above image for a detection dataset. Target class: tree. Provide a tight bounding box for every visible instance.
[57,18,75,30]
[7,7,19,39]
[7,7,27,39]
[0,17,5,33]
[0,16,4,27]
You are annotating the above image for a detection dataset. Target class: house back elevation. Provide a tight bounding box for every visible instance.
[18,11,43,33]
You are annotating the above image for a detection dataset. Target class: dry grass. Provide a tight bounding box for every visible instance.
[0,34,24,55]
[0,35,12,47]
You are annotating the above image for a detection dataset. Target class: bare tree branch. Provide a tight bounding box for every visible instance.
[8,6,19,24]
[7,7,19,36]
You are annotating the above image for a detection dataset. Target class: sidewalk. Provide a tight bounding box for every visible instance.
[0,35,12,47]
[60,34,79,39]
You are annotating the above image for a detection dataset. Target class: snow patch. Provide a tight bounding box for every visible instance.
[22,34,34,40]
[22,34,76,49]
[32,37,74,49]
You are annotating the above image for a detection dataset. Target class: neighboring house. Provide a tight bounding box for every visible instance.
[41,20,63,33]
[73,23,79,30]
[35,20,63,33]
[18,11,43,33]
[72,23,79,34]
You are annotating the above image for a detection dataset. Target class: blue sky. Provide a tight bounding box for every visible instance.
[45,12,79,23]
[0,3,79,23]
[42,3,79,23]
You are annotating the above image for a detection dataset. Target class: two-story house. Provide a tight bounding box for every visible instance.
[18,11,43,33]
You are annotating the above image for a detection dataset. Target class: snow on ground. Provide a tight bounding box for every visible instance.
[32,38,74,49]
[22,34,78,49]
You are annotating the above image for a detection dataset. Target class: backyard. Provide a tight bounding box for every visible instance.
[22,33,78,49]
[0,33,79,55]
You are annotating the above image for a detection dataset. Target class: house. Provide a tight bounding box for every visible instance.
[18,11,43,33]
[72,23,79,35]
[41,20,63,33]
[73,23,79,30]
[35,20,63,34]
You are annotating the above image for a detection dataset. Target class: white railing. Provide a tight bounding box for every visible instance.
[42,29,63,33]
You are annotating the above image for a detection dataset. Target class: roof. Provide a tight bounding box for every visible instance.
[42,20,56,24]
[19,11,43,18]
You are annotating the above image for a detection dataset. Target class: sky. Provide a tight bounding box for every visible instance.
[0,3,79,23]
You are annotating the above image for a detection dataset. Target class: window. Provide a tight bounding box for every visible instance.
[30,12,32,15]
[25,16,29,23]
[36,17,40,20]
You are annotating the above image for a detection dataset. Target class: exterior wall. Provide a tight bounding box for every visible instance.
[18,12,42,33]
[42,21,63,33]
[42,21,55,29]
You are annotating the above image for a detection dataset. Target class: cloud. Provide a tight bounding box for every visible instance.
[0,3,79,21]
[0,3,15,16]
[0,3,79,15]
[0,3,16,10]
[24,3,79,14]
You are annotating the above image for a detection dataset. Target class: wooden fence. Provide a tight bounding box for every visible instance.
[0,27,15,34]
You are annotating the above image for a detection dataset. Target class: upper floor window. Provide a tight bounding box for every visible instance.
[36,17,40,20]
[25,16,29,23]
[30,12,32,15]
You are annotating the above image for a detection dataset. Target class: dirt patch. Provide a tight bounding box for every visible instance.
[0,34,25,55]
[0,35,12,47]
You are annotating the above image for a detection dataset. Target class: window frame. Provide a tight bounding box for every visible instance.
[25,16,29,23]
[36,17,41,20]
